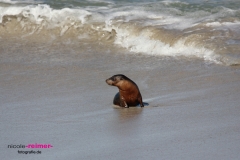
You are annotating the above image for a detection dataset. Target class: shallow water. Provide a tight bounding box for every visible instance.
[1,40,240,159]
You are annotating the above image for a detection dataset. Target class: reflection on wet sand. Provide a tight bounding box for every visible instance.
[113,106,143,122]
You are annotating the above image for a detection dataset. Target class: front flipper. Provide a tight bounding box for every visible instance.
[113,92,128,108]
[120,96,129,108]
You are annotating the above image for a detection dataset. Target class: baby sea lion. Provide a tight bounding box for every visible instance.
[106,74,144,108]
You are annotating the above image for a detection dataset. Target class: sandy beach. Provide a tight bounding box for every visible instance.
[1,40,240,159]
[1,0,240,159]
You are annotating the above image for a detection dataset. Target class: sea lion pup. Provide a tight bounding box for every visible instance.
[106,74,144,108]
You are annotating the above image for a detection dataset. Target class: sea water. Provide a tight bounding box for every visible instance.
[0,0,240,65]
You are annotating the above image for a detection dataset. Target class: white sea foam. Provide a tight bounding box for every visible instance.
[205,21,240,28]
[0,3,239,65]
[0,0,42,4]
[0,0,16,4]
[113,27,220,63]
[0,4,91,26]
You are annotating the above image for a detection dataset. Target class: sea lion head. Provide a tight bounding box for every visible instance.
[106,74,127,87]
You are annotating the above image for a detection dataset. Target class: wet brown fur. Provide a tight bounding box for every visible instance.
[106,74,144,108]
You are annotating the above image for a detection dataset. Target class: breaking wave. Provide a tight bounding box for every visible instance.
[1,2,240,66]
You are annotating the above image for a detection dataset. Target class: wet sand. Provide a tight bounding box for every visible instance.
[1,0,240,158]
[1,45,240,160]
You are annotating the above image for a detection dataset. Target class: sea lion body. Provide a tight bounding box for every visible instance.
[106,74,144,108]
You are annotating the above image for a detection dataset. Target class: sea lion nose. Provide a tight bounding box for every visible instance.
[106,79,110,84]
[106,78,113,85]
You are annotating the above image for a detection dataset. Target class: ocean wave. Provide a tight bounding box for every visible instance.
[0,4,92,24]
[0,3,240,65]
[0,0,43,4]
